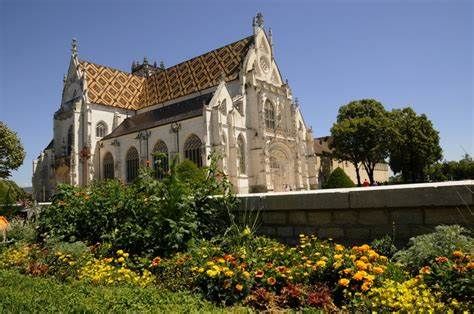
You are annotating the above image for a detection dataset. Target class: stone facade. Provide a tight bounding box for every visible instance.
[32,14,321,200]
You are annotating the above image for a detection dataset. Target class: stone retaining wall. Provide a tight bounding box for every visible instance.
[236,181,474,246]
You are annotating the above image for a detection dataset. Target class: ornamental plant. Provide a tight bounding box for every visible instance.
[38,154,237,257]
[420,250,473,305]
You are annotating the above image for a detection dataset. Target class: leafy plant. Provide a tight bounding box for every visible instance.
[322,167,355,189]
[5,218,37,244]
[370,234,398,259]
[393,225,473,274]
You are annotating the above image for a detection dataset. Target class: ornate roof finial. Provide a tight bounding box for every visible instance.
[159,61,165,69]
[255,12,264,28]
[143,56,148,65]
[71,38,78,57]
[153,61,157,67]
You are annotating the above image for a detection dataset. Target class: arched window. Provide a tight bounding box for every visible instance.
[184,134,203,167]
[103,152,114,179]
[96,121,108,138]
[126,146,139,183]
[153,140,168,179]
[237,135,246,175]
[265,101,275,129]
[67,125,73,155]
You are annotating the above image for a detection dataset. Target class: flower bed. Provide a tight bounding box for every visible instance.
[1,229,472,312]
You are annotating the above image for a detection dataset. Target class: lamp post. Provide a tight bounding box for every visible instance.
[171,122,181,161]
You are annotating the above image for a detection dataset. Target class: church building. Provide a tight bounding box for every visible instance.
[32,14,319,200]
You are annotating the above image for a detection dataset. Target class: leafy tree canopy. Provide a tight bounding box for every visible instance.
[0,121,25,178]
[322,167,355,189]
[427,154,473,182]
[389,107,442,183]
[330,99,391,185]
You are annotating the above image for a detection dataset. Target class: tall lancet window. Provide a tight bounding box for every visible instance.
[184,134,203,167]
[103,152,114,179]
[237,135,246,175]
[67,125,73,156]
[153,140,169,179]
[96,121,108,138]
[126,146,139,183]
[264,101,276,129]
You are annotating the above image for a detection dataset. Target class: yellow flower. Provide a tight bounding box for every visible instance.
[361,281,372,292]
[338,278,350,287]
[116,249,124,256]
[242,271,250,279]
[316,260,326,268]
[117,257,125,263]
[224,270,234,277]
[342,268,352,275]
[334,254,343,260]
[123,253,129,258]
[206,269,218,278]
[235,283,243,292]
[452,250,463,258]
[335,244,344,251]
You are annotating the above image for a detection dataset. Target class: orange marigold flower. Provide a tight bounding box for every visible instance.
[420,266,431,275]
[373,266,384,275]
[435,256,449,263]
[453,251,464,258]
[335,244,344,251]
[255,270,265,278]
[267,277,276,286]
[151,257,161,267]
[356,260,368,270]
[334,254,343,260]
[223,279,232,289]
[235,283,243,292]
[352,270,367,281]
[361,281,372,292]
[342,268,352,275]
[338,278,350,287]
[467,262,474,270]
[276,266,286,273]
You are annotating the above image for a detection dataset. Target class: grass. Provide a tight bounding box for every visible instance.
[0,270,251,313]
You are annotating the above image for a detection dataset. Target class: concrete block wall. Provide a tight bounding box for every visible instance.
[236,181,474,246]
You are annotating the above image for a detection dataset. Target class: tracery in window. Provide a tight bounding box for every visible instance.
[126,146,139,183]
[153,140,169,179]
[103,152,114,179]
[184,134,203,167]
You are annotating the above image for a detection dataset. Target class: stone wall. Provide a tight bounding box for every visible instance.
[236,181,474,246]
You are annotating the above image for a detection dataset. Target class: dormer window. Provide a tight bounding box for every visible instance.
[96,121,108,138]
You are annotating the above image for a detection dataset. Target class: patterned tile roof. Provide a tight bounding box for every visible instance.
[79,35,253,110]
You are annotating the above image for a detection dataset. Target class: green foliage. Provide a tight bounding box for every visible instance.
[370,235,398,259]
[322,167,355,189]
[389,107,442,183]
[428,154,474,181]
[0,270,241,313]
[330,99,391,185]
[393,225,474,274]
[6,218,37,244]
[38,155,237,257]
[0,121,25,179]
[0,179,25,210]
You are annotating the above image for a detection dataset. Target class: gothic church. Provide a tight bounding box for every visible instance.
[32,14,319,200]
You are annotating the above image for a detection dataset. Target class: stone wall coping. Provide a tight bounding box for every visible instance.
[237,180,473,210]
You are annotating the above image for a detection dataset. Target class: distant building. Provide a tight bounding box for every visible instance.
[313,136,389,187]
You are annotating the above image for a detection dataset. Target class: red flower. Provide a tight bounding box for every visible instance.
[255,270,265,278]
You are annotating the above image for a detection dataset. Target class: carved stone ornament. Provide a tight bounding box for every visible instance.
[259,56,270,73]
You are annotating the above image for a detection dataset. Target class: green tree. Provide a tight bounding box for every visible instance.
[0,121,25,178]
[389,107,442,183]
[322,167,355,189]
[330,99,391,185]
[428,154,474,182]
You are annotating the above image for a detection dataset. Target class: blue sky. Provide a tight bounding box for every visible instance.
[0,0,472,187]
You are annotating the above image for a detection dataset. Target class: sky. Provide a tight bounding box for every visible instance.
[0,0,472,187]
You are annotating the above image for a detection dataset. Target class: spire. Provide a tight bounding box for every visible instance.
[255,12,264,28]
[71,38,78,57]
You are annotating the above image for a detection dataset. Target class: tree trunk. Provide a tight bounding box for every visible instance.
[354,162,361,186]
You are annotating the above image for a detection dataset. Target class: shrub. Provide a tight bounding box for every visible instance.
[38,155,237,257]
[420,250,473,305]
[393,225,473,273]
[6,218,37,244]
[322,167,355,189]
[370,235,398,259]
